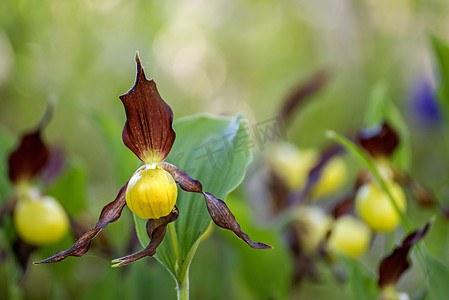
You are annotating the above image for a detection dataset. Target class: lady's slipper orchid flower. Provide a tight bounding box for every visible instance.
[356,121,434,204]
[0,108,69,269]
[35,55,271,267]
[329,122,434,233]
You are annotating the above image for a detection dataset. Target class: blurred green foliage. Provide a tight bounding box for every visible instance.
[2,0,449,299]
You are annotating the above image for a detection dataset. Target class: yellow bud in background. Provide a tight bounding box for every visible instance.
[269,143,347,197]
[327,215,371,258]
[311,156,347,198]
[126,165,178,219]
[355,181,406,232]
[14,193,69,246]
[294,205,331,253]
[269,143,318,190]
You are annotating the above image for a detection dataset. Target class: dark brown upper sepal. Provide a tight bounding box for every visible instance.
[8,131,49,183]
[119,54,176,163]
[357,122,399,158]
[8,103,55,183]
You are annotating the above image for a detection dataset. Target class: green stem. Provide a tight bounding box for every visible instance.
[167,222,189,300]
[176,275,189,300]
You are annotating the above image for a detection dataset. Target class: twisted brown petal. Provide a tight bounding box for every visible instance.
[395,172,436,207]
[160,162,272,250]
[111,207,179,267]
[119,54,176,163]
[40,146,66,185]
[357,122,399,158]
[279,69,329,125]
[330,171,369,218]
[34,184,128,264]
[378,221,431,288]
[287,145,343,206]
[285,223,318,284]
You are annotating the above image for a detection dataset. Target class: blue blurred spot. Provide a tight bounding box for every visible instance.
[409,77,442,127]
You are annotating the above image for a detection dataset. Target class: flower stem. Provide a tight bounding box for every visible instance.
[167,222,188,300]
[176,275,189,300]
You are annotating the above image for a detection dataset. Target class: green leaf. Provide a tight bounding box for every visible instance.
[224,194,292,300]
[364,83,389,127]
[364,83,412,171]
[0,126,14,199]
[423,252,449,300]
[430,35,449,119]
[46,157,87,216]
[134,114,254,280]
[340,256,379,300]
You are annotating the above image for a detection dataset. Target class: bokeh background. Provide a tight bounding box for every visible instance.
[1,0,449,299]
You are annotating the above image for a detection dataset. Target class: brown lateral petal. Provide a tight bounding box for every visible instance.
[408,181,435,207]
[287,145,343,206]
[119,54,176,163]
[8,103,54,183]
[357,122,399,158]
[279,69,330,125]
[304,145,343,193]
[267,168,290,215]
[396,172,436,207]
[34,184,128,264]
[69,216,116,258]
[331,193,355,219]
[160,162,272,250]
[285,223,318,284]
[40,146,66,185]
[8,130,49,183]
[330,171,369,218]
[378,221,431,288]
[111,207,179,267]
